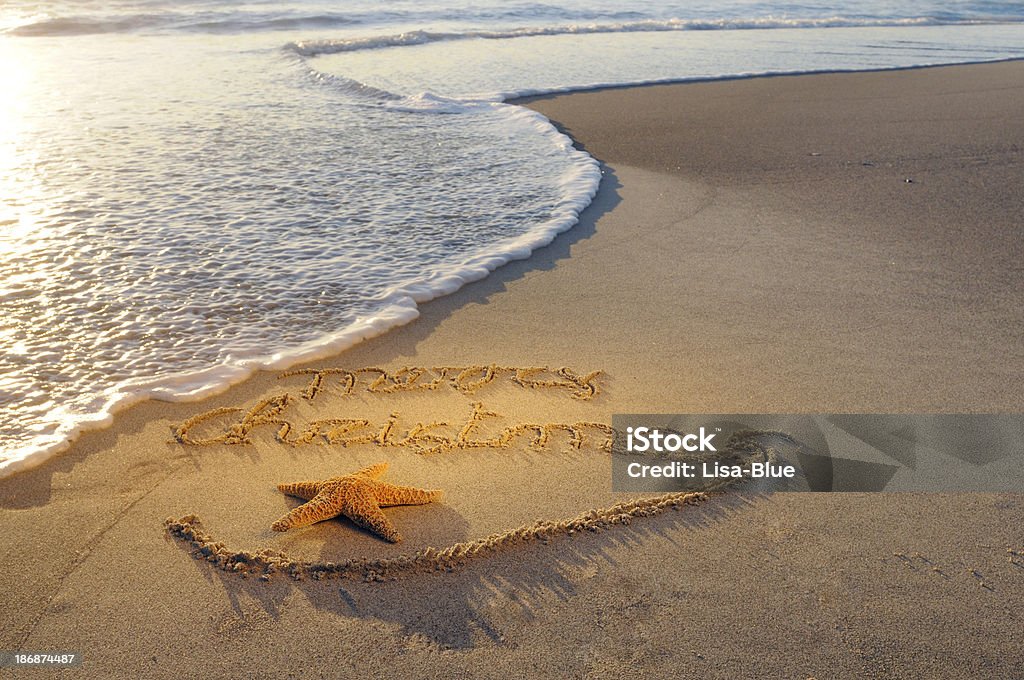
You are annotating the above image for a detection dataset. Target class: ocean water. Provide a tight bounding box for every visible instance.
[2,1,1023,476]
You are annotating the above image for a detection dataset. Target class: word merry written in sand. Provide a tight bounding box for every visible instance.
[174,397,615,455]
[278,364,602,401]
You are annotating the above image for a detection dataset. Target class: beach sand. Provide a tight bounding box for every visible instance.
[2,61,1023,678]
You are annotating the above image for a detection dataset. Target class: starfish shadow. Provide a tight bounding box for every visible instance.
[274,496,470,545]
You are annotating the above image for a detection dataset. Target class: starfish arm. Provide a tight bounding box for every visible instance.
[343,488,401,542]
[272,464,442,541]
[354,462,388,479]
[271,488,344,531]
[276,480,323,501]
[374,482,443,507]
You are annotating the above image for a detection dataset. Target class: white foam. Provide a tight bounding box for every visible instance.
[487,56,1024,103]
[380,91,497,112]
[0,103,600,479]
[285,16,1009,57]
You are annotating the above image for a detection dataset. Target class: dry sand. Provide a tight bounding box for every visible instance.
[2,62,1023,678]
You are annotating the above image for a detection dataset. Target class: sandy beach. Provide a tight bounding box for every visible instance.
[2,61,1023,678]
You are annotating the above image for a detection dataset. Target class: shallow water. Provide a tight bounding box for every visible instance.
[1,0,1023,475]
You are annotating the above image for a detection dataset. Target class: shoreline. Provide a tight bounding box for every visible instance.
[2,61,1023,677]
[7,56,1024,480]
[503,54,1024,101]
[0,101,600,480]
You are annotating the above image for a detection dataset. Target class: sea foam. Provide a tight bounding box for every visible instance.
[0,65,599,477]
[2,2,1024,477]
[284,16,1012,58]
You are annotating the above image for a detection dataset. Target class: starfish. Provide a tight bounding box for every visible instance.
[272,462,442,542]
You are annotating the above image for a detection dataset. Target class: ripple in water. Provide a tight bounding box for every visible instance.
[0,35,598,473]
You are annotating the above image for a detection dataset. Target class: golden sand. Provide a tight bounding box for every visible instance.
[164,366,783,584]
[162,364,791,585]
[6,64,1024,677]
[174,395,616,453]
[277,364,603,401]
[165,490,709,583]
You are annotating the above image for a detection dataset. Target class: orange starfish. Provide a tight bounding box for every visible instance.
[272,462,442,542]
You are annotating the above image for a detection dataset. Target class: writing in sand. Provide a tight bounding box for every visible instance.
[173,364,613,455]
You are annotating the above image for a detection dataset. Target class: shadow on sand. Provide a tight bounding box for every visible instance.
[174,489,761,651]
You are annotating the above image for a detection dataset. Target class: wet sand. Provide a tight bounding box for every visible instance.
[1,61,1023,678]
